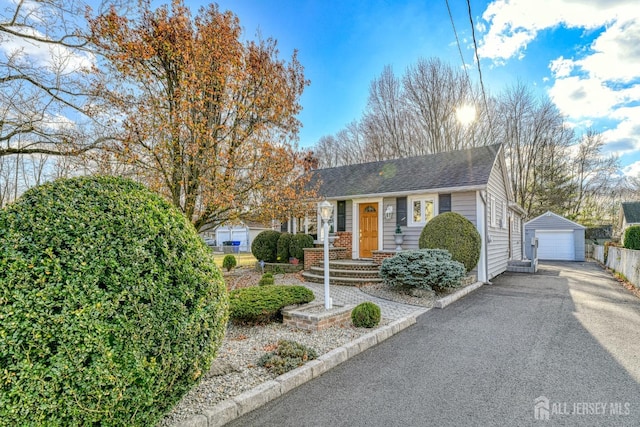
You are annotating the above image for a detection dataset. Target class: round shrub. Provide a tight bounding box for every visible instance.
[251,230,281,262]
[222,254,237,271]
[379,249,466,291]
[351,302,381,328]
[229,285,314,324]
[0,176,229,426]
[277,232,293,262]
[419,212,481,272]
[624,226,640,250]
[289,233,314,261]
[258,272,275,286]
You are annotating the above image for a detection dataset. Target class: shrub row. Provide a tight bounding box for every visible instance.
[252,230,314,263]
[229,285,314,324]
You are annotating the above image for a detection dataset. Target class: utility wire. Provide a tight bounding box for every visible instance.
[466,0,494,137]
[445,0,474,93]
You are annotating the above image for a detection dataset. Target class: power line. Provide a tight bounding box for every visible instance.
[445,0,473,93]
[466,0,490,119]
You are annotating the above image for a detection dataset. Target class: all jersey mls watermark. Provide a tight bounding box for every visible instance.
[534,396,631,420]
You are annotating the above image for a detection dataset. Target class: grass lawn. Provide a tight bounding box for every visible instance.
[212,252,257,269]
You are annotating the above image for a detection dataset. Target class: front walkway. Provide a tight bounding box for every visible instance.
[300,281,429,321]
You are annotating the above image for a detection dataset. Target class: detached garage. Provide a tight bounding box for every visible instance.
[525,211,585,261]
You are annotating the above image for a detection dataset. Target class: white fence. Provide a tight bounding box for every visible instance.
[606,247,640,288]
[588,244,640,288]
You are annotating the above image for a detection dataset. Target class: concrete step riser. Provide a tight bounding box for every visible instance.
[301,272,383,286]
[308,267,381,279]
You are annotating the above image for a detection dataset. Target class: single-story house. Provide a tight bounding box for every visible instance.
[306,144,525,282]
[619,202,640,245]
[524,211,585,261]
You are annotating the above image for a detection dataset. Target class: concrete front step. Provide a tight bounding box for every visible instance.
[325,260,380,272]
[301,271,383,286]
[307,266,381,279]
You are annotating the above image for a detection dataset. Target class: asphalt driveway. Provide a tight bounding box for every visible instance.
[227,261,640,426]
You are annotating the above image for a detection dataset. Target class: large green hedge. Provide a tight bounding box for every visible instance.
[0,176,229,426]
[277,232,293,262]
[624,226,640,250]
[419,212,481,272]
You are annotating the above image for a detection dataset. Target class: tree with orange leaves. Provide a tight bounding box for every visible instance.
[90,0,315,230]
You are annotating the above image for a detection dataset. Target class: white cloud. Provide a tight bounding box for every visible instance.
[623,160,640,178]
[480,0,640,173]
[479,0,640,61]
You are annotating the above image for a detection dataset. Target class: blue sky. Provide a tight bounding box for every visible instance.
[208,0,640,176]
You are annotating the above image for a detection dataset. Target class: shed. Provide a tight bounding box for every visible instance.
[524,211,585,261]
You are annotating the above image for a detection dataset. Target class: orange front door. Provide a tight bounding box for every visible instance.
[359,203,378,258]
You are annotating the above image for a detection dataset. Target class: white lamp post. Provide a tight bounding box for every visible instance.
[318,200,334,309]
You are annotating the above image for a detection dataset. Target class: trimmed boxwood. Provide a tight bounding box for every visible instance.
[0,176,229,426]
[277,232,293,262]
[229,285,314,324]
[379,249,466,291]
[289,233,314,261]
[419,212,481,272]
[624,226,640,250]
[351,302,381,328]
[251,230,281,262]
[222,254,237,271]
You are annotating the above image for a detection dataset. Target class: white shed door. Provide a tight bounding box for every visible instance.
[536,230,575,260]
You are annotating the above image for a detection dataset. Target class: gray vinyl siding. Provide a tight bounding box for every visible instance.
[510,212,523,260]
[486,160,510,279]
[451,192,477,226]
[345,200,353,231]
[574,229,585,261]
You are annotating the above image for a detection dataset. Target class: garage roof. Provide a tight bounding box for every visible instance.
[525,211,585,230]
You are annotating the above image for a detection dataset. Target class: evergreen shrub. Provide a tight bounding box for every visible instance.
[289,233,314,261]
[229,285,314,324]
[222,254,237,271]
[258,272,275,286]
[258,340,318,375]
[0,176,228,426]
[351,302,381,328]
[277,232,292,262]
[251,230,281,262]
[379,249,465,291]
[418,212,481,272]
[624,226,640,250]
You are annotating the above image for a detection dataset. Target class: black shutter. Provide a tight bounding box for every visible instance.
[280,221,288,232]
[396,197,407,226]
[337,200,346,232]
[439,194,451,214]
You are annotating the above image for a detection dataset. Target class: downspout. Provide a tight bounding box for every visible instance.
[479,190,492,285]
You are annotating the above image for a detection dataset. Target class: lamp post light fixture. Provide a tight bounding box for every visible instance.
[318,200,334,309]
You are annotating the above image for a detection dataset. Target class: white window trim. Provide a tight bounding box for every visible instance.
[408,194,438,227]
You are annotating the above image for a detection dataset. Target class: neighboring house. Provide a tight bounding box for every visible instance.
[524,211,585,261]
[619,202,640,245]
[200,220,272,252]
[306,144,525,282]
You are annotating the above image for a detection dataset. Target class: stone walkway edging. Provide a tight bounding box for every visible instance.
[174,313,422,427]
[435,281,484,309]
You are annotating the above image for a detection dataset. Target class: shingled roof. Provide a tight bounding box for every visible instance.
[622,202,640,224]
[307,144,502,198]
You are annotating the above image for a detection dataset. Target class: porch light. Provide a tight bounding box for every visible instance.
[385,205,393,220]
[318,201,334,309]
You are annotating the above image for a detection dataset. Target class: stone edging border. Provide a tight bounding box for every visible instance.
[434,281,484,309]
[174,313,422,427]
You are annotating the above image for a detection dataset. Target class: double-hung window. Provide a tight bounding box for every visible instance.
[409,195,436,226]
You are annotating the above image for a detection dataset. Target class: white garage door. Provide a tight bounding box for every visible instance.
[536,230,575,260]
